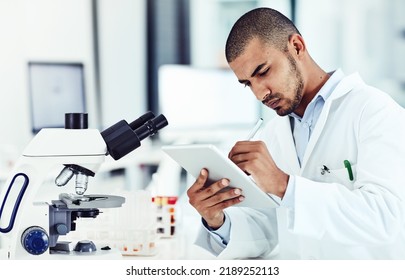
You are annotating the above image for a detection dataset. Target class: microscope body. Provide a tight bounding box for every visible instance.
[0,128,113,259]
[0,112,168,259]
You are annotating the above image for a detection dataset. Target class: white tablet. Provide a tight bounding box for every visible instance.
[162,144,279,209]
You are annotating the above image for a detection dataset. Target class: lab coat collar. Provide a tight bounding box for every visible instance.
[323,71,364,102]
[288,69,344,122]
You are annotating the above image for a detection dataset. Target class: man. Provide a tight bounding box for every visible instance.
[186,7,405,259]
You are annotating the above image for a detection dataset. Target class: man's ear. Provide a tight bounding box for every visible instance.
[289,34,306,57]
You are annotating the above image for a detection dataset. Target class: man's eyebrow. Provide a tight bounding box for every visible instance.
[250,63,266,78]
[237,63,267,84]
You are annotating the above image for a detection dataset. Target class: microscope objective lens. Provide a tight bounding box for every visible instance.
[75,173,89,195]
[55,166,74,187]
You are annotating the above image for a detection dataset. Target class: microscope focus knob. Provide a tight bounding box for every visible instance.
[21,226,49,255]
[55,223,68,235]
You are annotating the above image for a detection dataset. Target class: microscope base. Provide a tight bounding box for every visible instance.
[49,248,123,260]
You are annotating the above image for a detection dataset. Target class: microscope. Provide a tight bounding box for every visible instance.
[0,112,168,259]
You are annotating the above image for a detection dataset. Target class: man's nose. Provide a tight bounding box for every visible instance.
[251,82,269,101]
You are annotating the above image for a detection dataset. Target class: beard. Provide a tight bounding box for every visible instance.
[262,53,304,116]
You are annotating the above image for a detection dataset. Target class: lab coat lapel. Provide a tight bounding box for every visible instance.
[299,100,332,172]
[299,73,362,171]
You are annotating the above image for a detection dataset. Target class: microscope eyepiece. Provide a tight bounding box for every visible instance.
[101,112,168,160]
[134,114,168,141]
[128,111,155,130]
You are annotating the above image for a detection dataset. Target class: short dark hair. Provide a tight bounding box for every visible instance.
[225,7,301,62]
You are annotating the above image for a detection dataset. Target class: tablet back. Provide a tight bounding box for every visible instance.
[162,144,279,209]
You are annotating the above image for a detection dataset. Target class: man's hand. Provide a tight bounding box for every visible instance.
[186,168,244,229]
[228,140,289,198]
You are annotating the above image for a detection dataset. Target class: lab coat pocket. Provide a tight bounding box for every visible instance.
[319,164,357,190]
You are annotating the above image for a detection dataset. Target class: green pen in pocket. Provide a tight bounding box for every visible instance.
[344,160,354,181]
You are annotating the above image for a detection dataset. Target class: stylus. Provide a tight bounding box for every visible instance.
[246,118,264,140]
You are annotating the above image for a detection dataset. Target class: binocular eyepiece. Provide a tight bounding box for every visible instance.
[101,111,168,160]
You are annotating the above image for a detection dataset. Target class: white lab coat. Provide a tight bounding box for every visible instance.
[194,72,405,259]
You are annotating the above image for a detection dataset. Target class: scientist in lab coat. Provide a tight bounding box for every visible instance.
[186,7,405,259]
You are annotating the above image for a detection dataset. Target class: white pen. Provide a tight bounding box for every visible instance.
[246,118,264,140]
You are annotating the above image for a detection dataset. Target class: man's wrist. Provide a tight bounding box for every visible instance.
[203,214,225,230]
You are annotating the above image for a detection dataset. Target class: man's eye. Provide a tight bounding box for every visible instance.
[259,68,269,76]
[244,82,251,88]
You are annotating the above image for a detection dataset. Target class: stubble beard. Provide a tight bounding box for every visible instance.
[263,53,304,117]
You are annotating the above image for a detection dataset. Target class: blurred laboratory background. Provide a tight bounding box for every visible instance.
[0,0,404,259]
